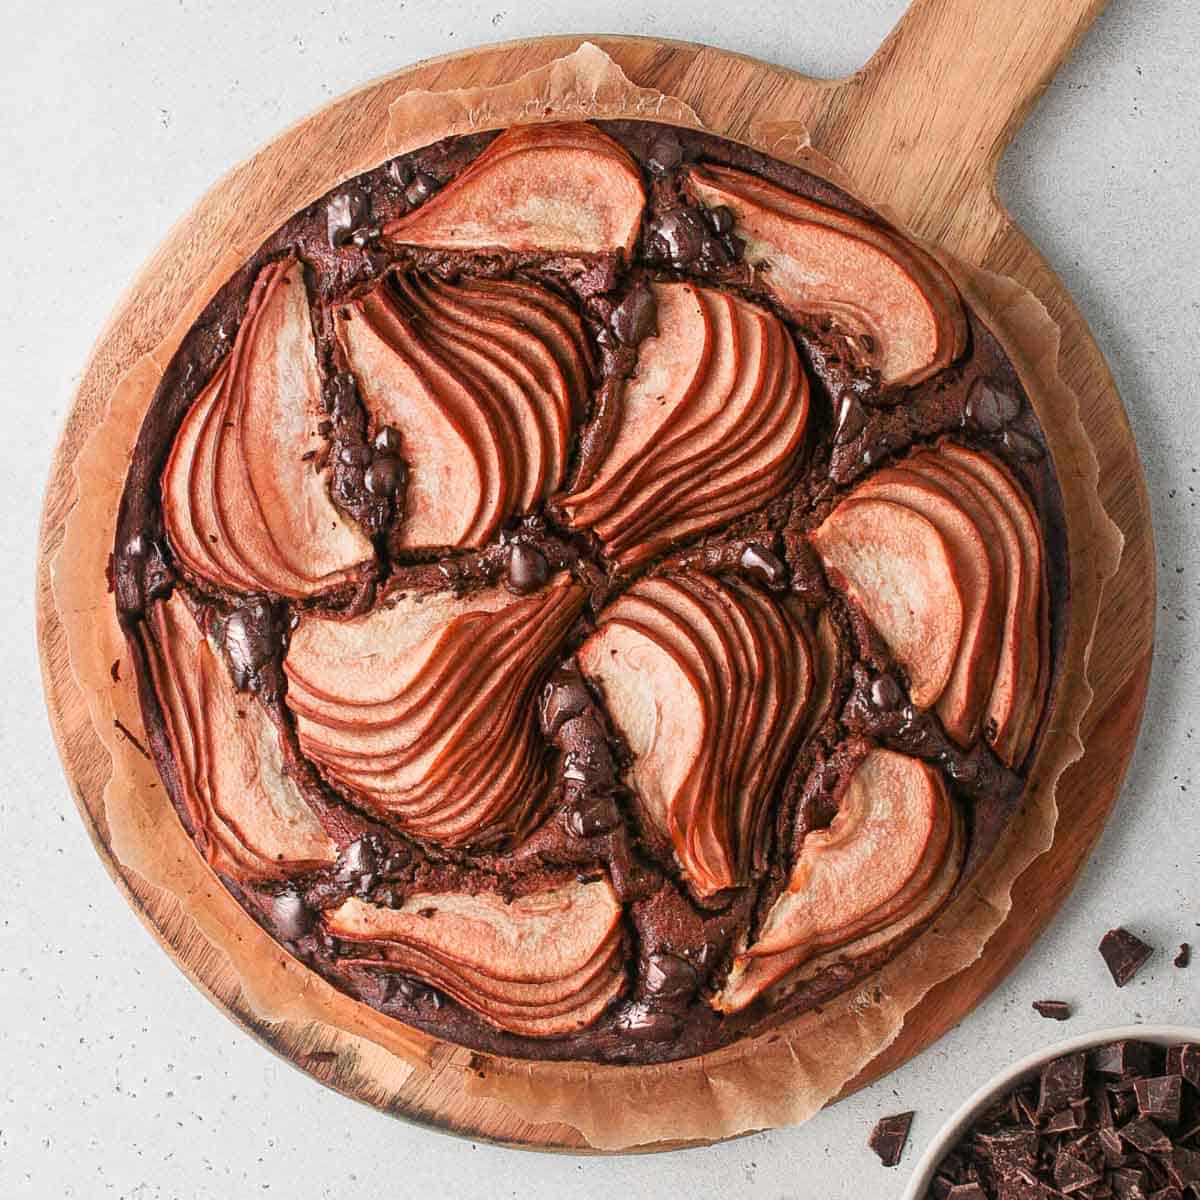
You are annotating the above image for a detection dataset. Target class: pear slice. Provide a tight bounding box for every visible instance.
[580,574,813,895]
[325,878,625,1038]
[144,592,335,880]
[714,748,963,1013]
[812,498,965,708]
[852,466,1003,745]
[383,122,645,257]
[937,441,1048,766]
[336,274,589,550]
[162,259,373,597]
[687,163,966,387]
[560,283,809,566]
[285,575,586,845]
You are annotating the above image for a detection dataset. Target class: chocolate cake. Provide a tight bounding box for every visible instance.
[111,120,1067,1065]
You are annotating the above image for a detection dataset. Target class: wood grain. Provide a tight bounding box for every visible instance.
[35,0,1154,1153]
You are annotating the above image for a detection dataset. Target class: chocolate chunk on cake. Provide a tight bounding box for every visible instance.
[114,119,1067,1064]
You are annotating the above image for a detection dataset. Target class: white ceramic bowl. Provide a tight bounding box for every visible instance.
[901,1024,1200,1200]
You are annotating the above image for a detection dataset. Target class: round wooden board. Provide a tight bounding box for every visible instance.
[36,3,1155,1153]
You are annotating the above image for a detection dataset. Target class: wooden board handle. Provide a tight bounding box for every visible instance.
[828,0,1110,223]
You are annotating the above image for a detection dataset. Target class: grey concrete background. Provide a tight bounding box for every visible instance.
[2,1,1197,1196]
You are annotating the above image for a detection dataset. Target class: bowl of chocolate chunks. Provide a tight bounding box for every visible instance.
[902,1026,1200,1200]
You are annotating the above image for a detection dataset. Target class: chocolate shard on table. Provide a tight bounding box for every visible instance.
[1176,943,1192,969]
[1032,999,1072,1021]
[1099,928,1155,987]
[868,1110,914,1167]
[123,118,1067,1064]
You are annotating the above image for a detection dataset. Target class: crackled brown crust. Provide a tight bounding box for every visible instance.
[112,120,1068,1065]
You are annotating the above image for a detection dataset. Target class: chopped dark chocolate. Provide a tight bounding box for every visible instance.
[1136,1076,1184,1126]
[1165,1045,1200,1090]
[1054,1148,1102,1193]
[945,1186,988,1200]
[964,377,1021,433]
[922,1040,1200,1200]
[739,542,788,590]
[1032,999,1072,1021]
[1041,1053,1088,1114]
[504,542,550,595]
[1099,928,1155,987]
[1110,1165,1151,1199]
[1162,1146,1200,1191]
[1176,944,1192,969]
[1091,1041,1162,1080]
[268,890,313,941]
[1120,1117,1174,1156]
[1046,1108,1084,1134]
[609,282,657,346]
[868,1111,914,1167]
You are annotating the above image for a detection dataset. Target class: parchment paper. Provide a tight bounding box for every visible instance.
[49,43,1123,1150]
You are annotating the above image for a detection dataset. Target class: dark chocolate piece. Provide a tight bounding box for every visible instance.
[326,189,369,247]
[643,953,698,1002]
[1091,1041,1161,1080]
[1099,928,1155,987]
[1054,1149,1101,1193]
[1176,943,1191,969]
[1162,1147,1200,1191]
[505,543,550,595]
[650,208,708,266]
[739,542,788,590]
[869,674,903,711]
[964,377,1021,433]
[1032,999,1072,1021]
[868,1111,914,1167]
[1046,1108,1084,1133]
[1165,1045,1200,1089]
[646,133,683,174]
[610,283,657,346]
[1136,1076,1184,1126]
[269,890,313,941]
[1120,1117,1174,1155]
[1111,1165,1151,1199]
[1040,1053,1087,1114]
[565,794,621,838]
[403,171,439,207]
[364,456,405,497]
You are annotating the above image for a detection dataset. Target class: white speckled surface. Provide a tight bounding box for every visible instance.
[3,2,1197,1196]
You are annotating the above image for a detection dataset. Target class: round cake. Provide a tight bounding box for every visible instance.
[111,119,1066,1065]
